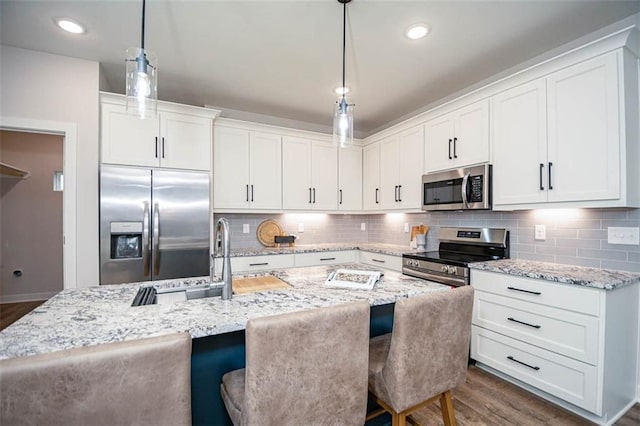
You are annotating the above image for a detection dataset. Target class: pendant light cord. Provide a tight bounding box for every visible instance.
[141,0,146,50]
[341,0,346,101]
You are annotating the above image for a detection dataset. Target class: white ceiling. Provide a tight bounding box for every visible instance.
[2,1,640,137]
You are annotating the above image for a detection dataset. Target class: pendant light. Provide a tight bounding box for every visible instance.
[333,0,354,147]
[125,0,157,119]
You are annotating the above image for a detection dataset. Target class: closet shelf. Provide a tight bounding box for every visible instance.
[0,162,31,179]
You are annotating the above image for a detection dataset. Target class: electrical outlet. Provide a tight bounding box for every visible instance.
[608,227,640,245]
[403,223,410,233]
[360,222,366,231]
[298,223,305,233]
[242,224,250,234]
[534,224,546,241]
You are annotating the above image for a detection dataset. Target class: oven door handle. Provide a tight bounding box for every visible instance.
[402,267,467,287]
[461,172,470,208]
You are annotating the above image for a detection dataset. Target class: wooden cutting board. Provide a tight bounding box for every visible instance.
[232,275,291,294]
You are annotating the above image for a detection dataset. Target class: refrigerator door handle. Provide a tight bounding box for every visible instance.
[153,203,160,276]
[142,201,151,277]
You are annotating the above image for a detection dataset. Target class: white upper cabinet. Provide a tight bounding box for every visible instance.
[363,143,381,210]
[424,99,489,173]
[338,145,362,211]
[493,50,636,209]
[213,127,282,210]
[492,79,548,205]
[378,126,424,210]
[546,52,620,203]
[282,137,337,210]
[100,93,216,171]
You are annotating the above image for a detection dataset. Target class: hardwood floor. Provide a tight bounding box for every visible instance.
[409,365,639,426]
[0,300,45,331]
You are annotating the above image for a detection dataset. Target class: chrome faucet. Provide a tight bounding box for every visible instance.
[211,217,232,300]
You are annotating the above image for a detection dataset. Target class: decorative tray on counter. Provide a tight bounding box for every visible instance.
[324,269,382,290]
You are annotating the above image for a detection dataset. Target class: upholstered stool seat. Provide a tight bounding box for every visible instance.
[0,332,192,426]
[221,301,370,426]
[367,286,474,426]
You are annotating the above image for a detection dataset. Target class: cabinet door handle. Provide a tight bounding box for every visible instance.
[339,189,343,205]
[507,355,540,371]
[507,317,541,329]
[398,185,402,202]
[394,185,398,202]
[155,137,159,158]
[539,164,544,190]
[375,188,379,204]
[453,137,458,159]
[251,184,254,202]
[448,138,452,159]
[249,262,269,267]
[312,188,316,204]
[548,162,553,190]
[507,286,541,296]
[320,257,336,261]
[309,188,312,203]
[372,258,386,263]
[161,137,165,158]
[246,184,249,202]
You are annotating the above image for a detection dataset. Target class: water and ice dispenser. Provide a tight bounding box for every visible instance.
[110,222,143,259]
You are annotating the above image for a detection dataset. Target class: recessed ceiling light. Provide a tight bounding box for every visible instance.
[334,86,350,95]
[405,24,429,40]
[55,18,86,34]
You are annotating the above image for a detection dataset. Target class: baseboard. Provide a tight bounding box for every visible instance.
[0,291,58,303]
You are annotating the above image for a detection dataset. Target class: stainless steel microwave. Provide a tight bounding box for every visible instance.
[421,164,492,211]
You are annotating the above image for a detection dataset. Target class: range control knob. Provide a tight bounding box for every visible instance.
[441,266,449,273]
[448,266,458,275]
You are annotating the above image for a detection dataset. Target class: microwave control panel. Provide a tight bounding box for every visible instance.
[470,175,483,202]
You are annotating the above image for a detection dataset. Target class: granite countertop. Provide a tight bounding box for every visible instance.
[0,263,449,360]
[219,243,416,257]
[469,259,640,290]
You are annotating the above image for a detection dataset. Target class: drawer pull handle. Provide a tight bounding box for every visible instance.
[507,317,541,329]
[507,355,540,371]
[249,262,269,266]
[372,259,386,263]
[507,286,541,295]
[320,257,336,261]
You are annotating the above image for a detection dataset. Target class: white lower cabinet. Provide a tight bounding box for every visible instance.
[358,251,402,272]
[471,270,639,423]
[215,254,295,273]
[294,251,357,267]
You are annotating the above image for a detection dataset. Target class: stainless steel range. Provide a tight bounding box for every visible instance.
[402,227,509,287]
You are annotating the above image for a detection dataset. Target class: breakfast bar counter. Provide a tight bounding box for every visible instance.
[0,263,448,360]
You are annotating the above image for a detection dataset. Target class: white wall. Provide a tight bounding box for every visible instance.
[0,45,100,287]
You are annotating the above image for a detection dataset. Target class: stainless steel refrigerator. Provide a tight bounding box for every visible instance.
[99,165,210,285]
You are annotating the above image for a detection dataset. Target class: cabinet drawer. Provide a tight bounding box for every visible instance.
[472,326,599,414]
[358,251,402,272]
[473,291,600,364]
[225,254,294,272]
[294,250,357,267]
[471,270,601,316]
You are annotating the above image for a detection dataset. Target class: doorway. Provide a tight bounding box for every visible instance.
[0,130,64,302]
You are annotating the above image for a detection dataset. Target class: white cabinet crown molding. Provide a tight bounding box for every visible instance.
[99,92,220,120]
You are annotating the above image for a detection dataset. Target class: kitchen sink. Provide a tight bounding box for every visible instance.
[154,284,224,305]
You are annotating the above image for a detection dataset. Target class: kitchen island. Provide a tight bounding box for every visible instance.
[0,263,449,425]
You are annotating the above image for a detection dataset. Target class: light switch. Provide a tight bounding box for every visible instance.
[242,224,250,234]
[608,227,640,245]
[403,223,410,233]
[361,222,366,231]
[298,223,305,233]
[534,225,546,241]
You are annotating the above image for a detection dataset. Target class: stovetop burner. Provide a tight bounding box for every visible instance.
[402,227,510,286]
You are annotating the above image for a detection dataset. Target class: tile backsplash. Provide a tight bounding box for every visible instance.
[215,208,640,272]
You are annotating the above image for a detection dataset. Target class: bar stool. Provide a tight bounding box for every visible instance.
[220,301,370,426]
[367,286,474,426]
[0,332,192,426]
